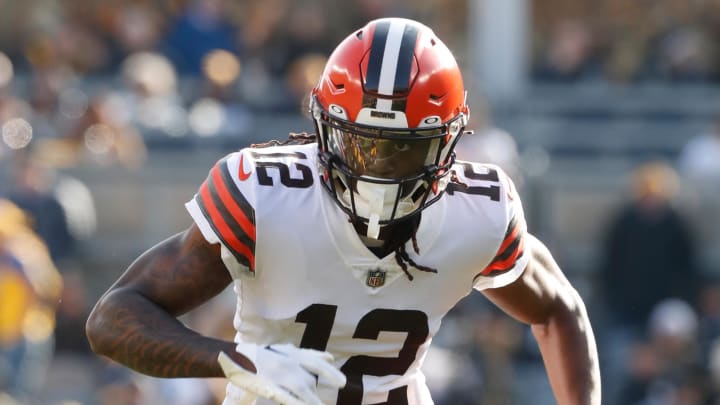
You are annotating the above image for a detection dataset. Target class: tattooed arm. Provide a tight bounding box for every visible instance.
[86,223,255,377]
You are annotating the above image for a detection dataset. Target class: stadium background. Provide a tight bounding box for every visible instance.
[1,0,720,404]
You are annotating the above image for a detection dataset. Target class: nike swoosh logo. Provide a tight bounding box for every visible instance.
[238,153,252,181]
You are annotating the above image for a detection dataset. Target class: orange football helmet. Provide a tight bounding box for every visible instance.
[311,18,469,238]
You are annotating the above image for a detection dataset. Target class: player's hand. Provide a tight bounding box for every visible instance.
[218,343,346,405]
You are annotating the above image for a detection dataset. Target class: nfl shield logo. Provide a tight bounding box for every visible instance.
[366,269,386,288]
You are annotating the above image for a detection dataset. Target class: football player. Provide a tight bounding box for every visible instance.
[87,18,601,405]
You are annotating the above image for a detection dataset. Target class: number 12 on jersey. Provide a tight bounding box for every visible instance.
[295,304,429,404]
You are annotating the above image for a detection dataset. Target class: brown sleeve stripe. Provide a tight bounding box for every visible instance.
[195,158,256,271]
[497,215,520,253]
[494,235,522,263]
[215,158,256,238]
[476,214,526,278]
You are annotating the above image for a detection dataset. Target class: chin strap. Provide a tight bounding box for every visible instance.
[367,214,380,239]
[366,186,386,239]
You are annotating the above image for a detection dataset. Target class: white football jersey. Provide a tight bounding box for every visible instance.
[185,142,530,405]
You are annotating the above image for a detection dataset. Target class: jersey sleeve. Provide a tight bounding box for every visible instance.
[185,151,257,277]
[472,168,531,291]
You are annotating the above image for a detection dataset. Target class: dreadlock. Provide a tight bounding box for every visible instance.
[251,132,318,148]
[394,235,438,281]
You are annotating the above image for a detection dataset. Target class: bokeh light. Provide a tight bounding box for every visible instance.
[188,98,225,137]
[122,51,177,96]
[137,97,189,137]
[2,118,33,149]
[203,49,241,87]
[287,54,327,94]
[84,123,115,154]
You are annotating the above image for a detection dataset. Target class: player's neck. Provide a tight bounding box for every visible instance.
[352,215,420,259]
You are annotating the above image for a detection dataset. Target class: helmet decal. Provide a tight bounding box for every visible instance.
[363,19,419,111]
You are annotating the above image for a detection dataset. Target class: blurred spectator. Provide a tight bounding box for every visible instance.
[45,90,149,169]
[648,298,700,366]
[651,25,717,82]
[531,0,720,84]
[617,299,713,405]
[422,345,481,404]
[598,161,699,403]
[599,161,698,327]
[0,240,33,399]
[699,281,720,358]
[102,3,165,55]
[95,364,142,405]
[533,19,597,82]
[192,48,254,139]
[0,155,97,400]
[53,271,91,355]
[603,32,649,84]
[269,2,331,78]
[114,50,186,145]
[472,310,525,404]
[0,198,62,402]
[3,153,96,260]
[161,0,242,75]
[3,156,76,263]
[38,270,99,404]
[285,54,328,111]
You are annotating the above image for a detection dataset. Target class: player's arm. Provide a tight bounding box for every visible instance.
[86,222,345,405]
[85,223,255,377]
[481,233,601,405]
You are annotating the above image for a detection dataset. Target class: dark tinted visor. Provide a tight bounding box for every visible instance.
[325,125,441,179]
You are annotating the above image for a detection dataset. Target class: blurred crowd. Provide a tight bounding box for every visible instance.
[1,0,720,404]
[0,0,466,169]
[533,0,720,83]
[445,125,720,405]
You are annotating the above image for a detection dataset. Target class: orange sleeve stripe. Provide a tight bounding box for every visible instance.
[210,164,256,242]
[199,182,256,271]
[477,213,527,277]
[482,236,525,275]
